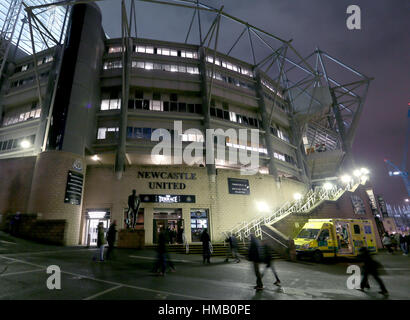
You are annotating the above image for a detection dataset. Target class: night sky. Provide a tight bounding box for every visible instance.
[97,0,410,205]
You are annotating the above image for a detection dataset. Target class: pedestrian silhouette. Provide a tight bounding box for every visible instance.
[106,220,117,260]
[357,247,388,296]
[225,233,240,263]
[261,242,281,286]
[200,229,211,264]
[248,234,263,291]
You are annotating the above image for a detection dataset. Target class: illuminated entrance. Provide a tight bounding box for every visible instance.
[153,208,183,244]
[85,209,110,246]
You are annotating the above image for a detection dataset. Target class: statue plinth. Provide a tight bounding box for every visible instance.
[117,229,145,249]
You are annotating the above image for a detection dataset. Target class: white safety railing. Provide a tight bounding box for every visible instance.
[228,183,357,242]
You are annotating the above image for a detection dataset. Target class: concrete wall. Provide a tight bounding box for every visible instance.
[27,151,86,245]
[0,156,36,213]
[82,164,307,244]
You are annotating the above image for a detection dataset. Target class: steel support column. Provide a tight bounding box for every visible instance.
[254,69,279,182]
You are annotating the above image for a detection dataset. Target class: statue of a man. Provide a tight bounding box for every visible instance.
[126,189,140,229]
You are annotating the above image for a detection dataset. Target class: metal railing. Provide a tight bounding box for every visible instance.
[228,183,354,242]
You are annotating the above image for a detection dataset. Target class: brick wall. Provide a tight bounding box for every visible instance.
[0,156,36,214]
[2,213,66,245]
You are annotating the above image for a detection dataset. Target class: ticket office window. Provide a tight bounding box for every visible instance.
[190,209,209,242]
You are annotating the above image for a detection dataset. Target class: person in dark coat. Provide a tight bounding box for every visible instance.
[153,229,176,275]
[261,242,281,286]
[200,229,211,264]
[106,220,117,260]
[357,247,388,296]
[155,230,167,275]
[248,234,263,290]
[177,227,184,244]
[225,234,240,263]
[399,233,408,255]
[93,222,106,262]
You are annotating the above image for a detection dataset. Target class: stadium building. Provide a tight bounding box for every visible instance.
[0,1,377,250]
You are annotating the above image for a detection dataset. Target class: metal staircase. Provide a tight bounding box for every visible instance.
[227,183,356,243]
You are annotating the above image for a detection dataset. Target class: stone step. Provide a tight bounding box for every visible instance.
[145,243,281,258]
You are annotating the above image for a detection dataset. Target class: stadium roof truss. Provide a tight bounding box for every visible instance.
[0,0,373,170]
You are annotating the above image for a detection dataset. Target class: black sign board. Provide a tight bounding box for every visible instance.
[140,194,196,203]
[64,170,84,205]
[228,178,250,195]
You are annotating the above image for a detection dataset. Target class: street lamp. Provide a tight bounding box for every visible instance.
[91,155,100,161]
[323,182,333,190]
[293,193,302,201]
[256,201,270,213]
[20,140,31,149]
[340,175,352,184]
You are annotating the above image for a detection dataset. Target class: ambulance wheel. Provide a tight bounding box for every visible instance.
[313,250,323,263]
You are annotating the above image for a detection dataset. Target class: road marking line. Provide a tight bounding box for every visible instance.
[0,268,44,277]
[4,248,94,257]
[83,285,123,300]
[0,255,207,300]
[129,255,193,263]
[0,240,16,245]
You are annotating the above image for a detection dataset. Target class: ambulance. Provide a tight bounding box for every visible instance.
[294,218,378,262]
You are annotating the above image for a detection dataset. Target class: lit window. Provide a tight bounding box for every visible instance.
[222,61,227,68]
[135,61,144,69]
[97,128,107,139]
[170,65,178,72]
[108,46,122,53]
[206,56,213,63]
[229,111,237,122]
[162,48,170,56]
[35,109,41,118]
[146,46,154,54]
[101,99,110,110]
[185,51,193,59]
[21,65,28,71]
[178,65,186,73]
[170,50,178,56]
[150,100,163,111]
[109,99,121,110]
[145,62,153,70]
[136,46,145,53]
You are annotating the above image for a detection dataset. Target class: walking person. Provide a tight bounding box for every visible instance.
[393,233,400,252]
[200,228,211,264]
[182,228,189,254]
[225,234,240,263]
[153,229,176,275]
[248,234,263,291]
[399,233,408,256]
[261,242,281,286]
[357,247,388,296]
[106,220,117,260]
[93,222,106,262]
[382,232,393,254]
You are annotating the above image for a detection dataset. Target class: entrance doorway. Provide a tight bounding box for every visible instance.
[190,209,209,242]
[335,221,353,254]
[153,208,183,244]
[85,209,110,246]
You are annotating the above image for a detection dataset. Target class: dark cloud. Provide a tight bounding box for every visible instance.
[97,0,410,204]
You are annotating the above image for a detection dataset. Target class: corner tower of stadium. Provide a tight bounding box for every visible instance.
[0,1,372,246]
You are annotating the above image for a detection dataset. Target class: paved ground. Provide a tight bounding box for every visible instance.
[0,232,409,300]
